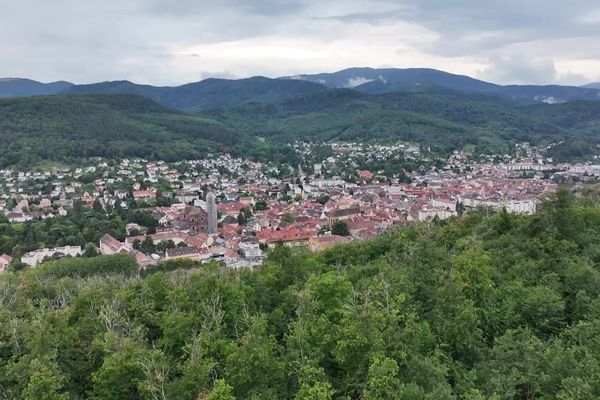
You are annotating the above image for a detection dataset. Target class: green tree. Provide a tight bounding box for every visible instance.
[331,220,350,236]
[206,379,236,400]
[363,355,400,400]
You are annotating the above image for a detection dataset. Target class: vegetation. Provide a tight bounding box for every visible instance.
[2,189,600,398]
[0,94,237,168]
[0,201,126,259]
[331,220,350,236]
[207,89,600,157]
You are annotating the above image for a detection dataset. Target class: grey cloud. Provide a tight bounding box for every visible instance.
[0,0,599,85]
[480,56,557,85]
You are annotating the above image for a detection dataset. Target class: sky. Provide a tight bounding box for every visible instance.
[1,0,600,86]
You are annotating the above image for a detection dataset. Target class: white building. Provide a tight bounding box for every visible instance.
[21,246,82,266]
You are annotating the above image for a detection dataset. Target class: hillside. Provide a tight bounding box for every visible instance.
[2,88,599,167]
[0,94,241,168]
[63,77,328,112]
[0,78,73,98]
[206,88,582,155]
[3,190,600,398]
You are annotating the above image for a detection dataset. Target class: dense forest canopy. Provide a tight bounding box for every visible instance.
[2,189,600,399]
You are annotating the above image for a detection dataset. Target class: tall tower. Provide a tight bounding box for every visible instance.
[206,192,217,234]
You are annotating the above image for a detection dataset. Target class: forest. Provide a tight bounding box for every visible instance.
[2,189,600,399]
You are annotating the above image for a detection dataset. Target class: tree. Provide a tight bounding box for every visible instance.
[22,359,68,400]
[331,220,350,236]
[206,380,236,400]
[315,195,330,205]
[83,243,99,258]
[294,365,334,400]
[363,356,400,400]
[225,316,285,399]
[92,344,147,399]
[141,236,156,254]
[92,198,105,214]
[237,211,247,226]
[254,200,268,211]
[282,213,295,224]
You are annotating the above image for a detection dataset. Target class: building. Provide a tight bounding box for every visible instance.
[308,235,349,252]
[21,246,82,266]
[165,246,209,261]
[133,189,157,202]
[171,206,208,234]
[206,192,218,234]
[100,234,130,254]
[0,254,12,272]
[239,238,263,259]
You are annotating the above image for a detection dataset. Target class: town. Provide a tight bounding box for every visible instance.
[0,141,596,273]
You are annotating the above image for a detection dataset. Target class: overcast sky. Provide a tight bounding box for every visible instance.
[1,0,599,86]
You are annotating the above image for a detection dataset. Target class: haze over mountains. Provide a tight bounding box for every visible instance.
[2,68,600,111]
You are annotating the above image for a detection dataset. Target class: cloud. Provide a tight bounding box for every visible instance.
[344,77,376,88]
[0,0,599,85]
[480,56,558,85]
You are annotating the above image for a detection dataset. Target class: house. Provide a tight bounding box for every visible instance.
[308,235,349,252]
[21,246,82,266]
[99,234,129,254]
[133,189,157,202]
[6,212,33,223]
[165,246,208,261]
[0,254,12,272]
[239,238,263,259]
[359,170,374,182]
[256,228,315,248]
[39,198,52,208]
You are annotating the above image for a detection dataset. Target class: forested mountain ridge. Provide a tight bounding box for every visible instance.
[62,77,328,112]
[3,68,599,107]
[284,67,600,103]
[0,94,242,168]
[206,88,600,157]
[2,189,600,398]
[0,78,73,98]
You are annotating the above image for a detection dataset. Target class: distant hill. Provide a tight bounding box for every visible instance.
[286,67,600,103]
[0,94,242,168]
[205,87,600,161]
[582,82,600,89]
[63,77,328,112]
[0,78,73,98]
[4,69,599,110]
[206,88,578,155]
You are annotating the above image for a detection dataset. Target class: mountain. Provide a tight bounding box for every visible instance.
[0,94,243,168]
[4,69,599,110]
[63,77,328,112]
[0,78,73,98]
[582,82,600,89]
[286,67,600,103]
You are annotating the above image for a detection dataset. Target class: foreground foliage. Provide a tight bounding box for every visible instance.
[1,189,600,399]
